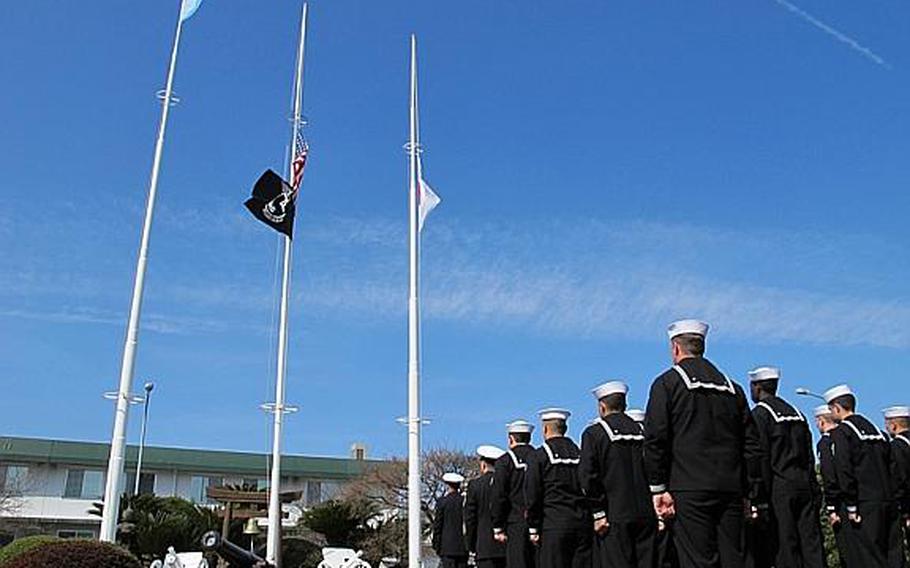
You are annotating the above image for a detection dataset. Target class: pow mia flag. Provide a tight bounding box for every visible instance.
[244,142,307,238]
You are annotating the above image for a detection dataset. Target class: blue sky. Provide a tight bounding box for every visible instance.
[1,1,908,460]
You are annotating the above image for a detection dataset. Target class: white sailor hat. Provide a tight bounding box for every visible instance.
[667,319,709,339]
[748,366,781,383]
[813,404,833,418]
[442,472,464,485]
[476,445,506,461]
[538,407,571,421]
[883,406,910,419]
[824,384,854,404]
[626,409,646,423]
[506,420,535,434]
[591,381,628,400]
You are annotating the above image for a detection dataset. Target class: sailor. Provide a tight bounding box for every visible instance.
[525,408,591,568]
[492,420,537,568]
[882,406,910,561]
[748,366,825,568]
[580,381,657,568]
[466,445,508,568]
[433,472,469,568]
[814,404,850,568]
[643,319,764,568]
[627,407,677,568]
[826,384,903,568]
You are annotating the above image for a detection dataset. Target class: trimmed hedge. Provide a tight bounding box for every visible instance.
[0,536,60,566]
[4,539,140,568]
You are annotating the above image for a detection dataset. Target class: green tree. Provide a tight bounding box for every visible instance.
[90,494,218,562]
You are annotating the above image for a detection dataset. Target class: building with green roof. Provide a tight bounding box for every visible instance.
[0,435,375,542]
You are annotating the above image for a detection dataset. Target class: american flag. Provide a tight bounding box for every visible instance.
[290,131,308,193]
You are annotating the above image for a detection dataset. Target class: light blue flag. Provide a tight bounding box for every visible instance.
[180,0,203,22]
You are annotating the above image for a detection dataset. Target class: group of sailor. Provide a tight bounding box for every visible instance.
[431,319,910,568]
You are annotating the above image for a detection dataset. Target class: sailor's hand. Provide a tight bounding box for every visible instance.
[493,531,507,544]
[529,533,540,546]
[748,501,769,522]
[652,492,675,520]
[847,511,862,525]
[593,517,609,536]
[829,512,841,526]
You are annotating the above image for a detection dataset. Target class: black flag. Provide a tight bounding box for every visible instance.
[244,169,297,238]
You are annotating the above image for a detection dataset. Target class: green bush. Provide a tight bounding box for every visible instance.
[0,535,59,566]
[4,539,140,568]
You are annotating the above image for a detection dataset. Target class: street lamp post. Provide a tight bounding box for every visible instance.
[795,387,827,402]
[134,382,155,496]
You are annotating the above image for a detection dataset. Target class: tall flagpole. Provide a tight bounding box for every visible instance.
[100,1,185,543]
[407,33,422,568]
[266,4,307,565]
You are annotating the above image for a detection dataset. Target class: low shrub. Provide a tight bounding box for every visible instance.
[0,535,59,566]
[4,539,140,568]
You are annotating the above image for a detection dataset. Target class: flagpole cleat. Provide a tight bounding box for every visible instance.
[288,114,309,129]
[259,402,300,414]
[402,141,424,156]
[155,89,180,106]
[395,416,432,425]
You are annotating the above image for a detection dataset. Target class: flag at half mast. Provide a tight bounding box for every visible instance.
[244,132,309,238]
[180,0,204,22]
[417,155,440,231]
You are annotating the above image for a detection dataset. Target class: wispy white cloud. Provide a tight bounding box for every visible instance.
[0,307,262,336]
[1,210,907,349]
[772,0,891,69]
[299,217,910,349]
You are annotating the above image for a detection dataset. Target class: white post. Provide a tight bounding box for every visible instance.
[407,34,422,568]
[100,2,184,543]
[266,4,307,566]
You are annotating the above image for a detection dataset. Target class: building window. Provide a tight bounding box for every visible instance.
[124,472,156,496]
[322,481,341,501]
[57,530,95,539]
[0,465,30,492]
[306,481,322,506]
[189,476,220,503]
[64,469,104,499]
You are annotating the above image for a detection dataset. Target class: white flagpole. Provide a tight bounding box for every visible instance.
[407,33,422,568]
[266,3,307,565]
[100,0,185,543]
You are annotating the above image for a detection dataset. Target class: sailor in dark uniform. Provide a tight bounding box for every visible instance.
[630,409,678,568]
[580,381,657,568]
[525,408,591,568]
[492,420,537,568]
[643,319,764,568]
[433,472,469,568]
[814,404,851,568]
[748,366,825,568]
[466,445,508,568]
[825,384,903,568]
[883,406,910,562]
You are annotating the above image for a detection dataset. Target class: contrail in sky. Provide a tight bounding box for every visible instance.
[772,0,891,69]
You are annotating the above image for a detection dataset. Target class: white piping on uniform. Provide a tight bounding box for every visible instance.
[507,449,528,470]
[756,401,805,423]
[842,418,887,442]
[542,440,580,465]
[673,364,735,394]
[598,418,645,442]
